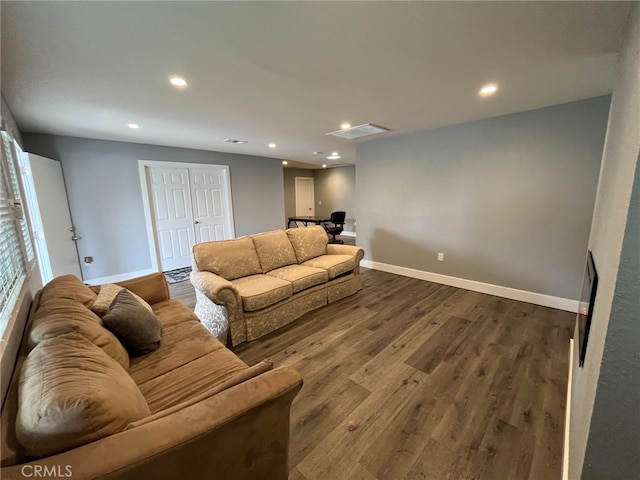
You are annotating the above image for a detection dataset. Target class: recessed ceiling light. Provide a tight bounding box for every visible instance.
[127,123,140,129]
[268,143,276,148]
[322,164,327,168]
[282,160,288,165]
[479,83,498,97]
[169,76,188,88]
[341,122,351,130]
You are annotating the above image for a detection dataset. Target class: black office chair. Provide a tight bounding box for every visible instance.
[323,211,346,244]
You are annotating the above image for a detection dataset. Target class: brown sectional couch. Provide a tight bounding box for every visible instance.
[190,225,364,346]
[1,273,302,480]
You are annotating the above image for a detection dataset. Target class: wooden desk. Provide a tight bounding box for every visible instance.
[287,215,331,228]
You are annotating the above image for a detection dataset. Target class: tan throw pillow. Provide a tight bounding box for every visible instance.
[16,333,150,458]
[91,283,153,317]
[102,290,162,355]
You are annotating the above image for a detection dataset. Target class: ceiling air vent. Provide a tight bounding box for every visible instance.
[326,123,390,140]
[223,138,248,144]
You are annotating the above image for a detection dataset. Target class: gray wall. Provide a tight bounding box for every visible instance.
[356,96,610,300]
[23,134,285,281]
[314,165,356,233]
[583,156,640,480]
[571,5,640,479]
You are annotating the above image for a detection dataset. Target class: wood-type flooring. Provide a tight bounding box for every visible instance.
[170,268,574,480]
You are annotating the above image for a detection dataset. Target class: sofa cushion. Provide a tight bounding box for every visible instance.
[251,230,297,273]
[267,265,328,293]
[91,283,153,317]
[193,237,262,280]
[128,310,225,385]
[28,300,130,370]
[231,274,293,312]
[38,274,97,308]
[302,254,356,279]
[137,347,250,413]
[16,333,150,458]
[102,290,163,355]
[286,225,328,263]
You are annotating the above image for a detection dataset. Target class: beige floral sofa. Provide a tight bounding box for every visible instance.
[190,225,364,346]
[1,273,302,480]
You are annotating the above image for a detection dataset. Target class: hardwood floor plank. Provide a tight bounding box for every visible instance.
[297,363,426,480]
[405,315,473,375]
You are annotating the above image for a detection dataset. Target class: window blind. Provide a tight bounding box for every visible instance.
[0,126,30,329]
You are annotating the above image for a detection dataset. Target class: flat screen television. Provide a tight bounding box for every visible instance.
[578,250,598,367]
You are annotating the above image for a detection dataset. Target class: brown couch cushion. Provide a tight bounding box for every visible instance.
[193,237,262,280]
[251,230,297,273]
[137,347,250,413]
[267,265,328,293]
[16,333,150,458]
[303,254,356,279]
[38,274,97,308]
[102,290,163,355]
[28,300,130,370]
[231,275,293,312]
[286,225,328,263]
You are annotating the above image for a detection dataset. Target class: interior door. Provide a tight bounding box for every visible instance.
[295,177,315,216]
[149,166,194,271]
[190,167,233,243]
[27,154,82,281]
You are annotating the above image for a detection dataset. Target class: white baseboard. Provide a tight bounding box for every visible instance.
[341,230,356,237]
[84,268,157,286]
[563,338,574,480]
[361,260,579,313]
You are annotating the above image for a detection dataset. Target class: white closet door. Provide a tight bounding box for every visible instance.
[149,166,194,271]
[190,167,233,243]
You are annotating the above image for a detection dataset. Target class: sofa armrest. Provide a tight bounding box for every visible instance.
[190,270,241,314]
[190,270,246,345]
[114,272,170,305]
[1,367,303,480]
[326,244,364,269]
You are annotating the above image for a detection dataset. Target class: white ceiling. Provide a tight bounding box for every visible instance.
[0,1,632,168]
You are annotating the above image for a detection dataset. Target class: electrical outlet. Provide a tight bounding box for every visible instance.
[437,252,444,262]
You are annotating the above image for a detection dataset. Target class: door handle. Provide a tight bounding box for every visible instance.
[194,220,201,224]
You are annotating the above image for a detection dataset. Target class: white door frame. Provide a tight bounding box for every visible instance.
[138,160,235,273]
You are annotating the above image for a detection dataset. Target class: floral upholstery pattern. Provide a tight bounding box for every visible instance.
[266,265,328,293]
[252,230,297,273]
[193,237,262,280]
[286,225,328,263]
[302,254,356,279]
[231,275,293,312]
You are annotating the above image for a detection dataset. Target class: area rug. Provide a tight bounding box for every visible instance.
[164,266,192,284]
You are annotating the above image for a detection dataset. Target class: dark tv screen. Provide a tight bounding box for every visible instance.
[578,250,598,367]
